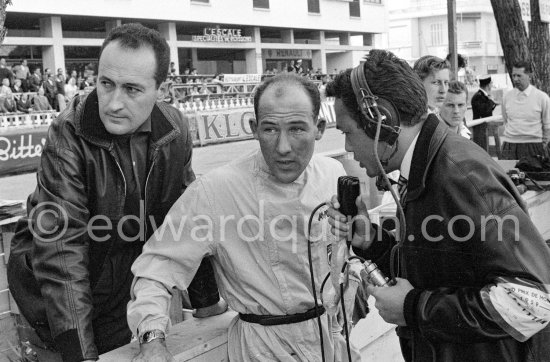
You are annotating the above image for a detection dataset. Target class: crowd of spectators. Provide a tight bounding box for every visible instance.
[0,57,96,115]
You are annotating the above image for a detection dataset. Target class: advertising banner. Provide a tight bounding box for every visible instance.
[0,126,48,177]
[195,107,255,146]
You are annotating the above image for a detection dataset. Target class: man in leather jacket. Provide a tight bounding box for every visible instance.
[327,50,550,361]
[7,24,223,362]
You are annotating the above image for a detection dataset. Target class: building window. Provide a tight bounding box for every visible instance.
[308,0,320,13]
[253,0,269,9]
[430,23,443,45]
[349,0,360,17]
[191,0,209,3]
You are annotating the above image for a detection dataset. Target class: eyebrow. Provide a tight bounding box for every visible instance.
[99,75,145,89]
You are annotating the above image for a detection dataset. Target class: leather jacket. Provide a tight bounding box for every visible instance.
[8,90,196,360]
[356,115,550,361]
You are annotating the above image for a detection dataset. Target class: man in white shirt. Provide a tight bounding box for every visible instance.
[501,61,550,159]
[128,73,359,361]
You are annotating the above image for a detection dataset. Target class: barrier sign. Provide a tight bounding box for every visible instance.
[223,74,262,83]
[0,126,48,177]
[195,107,255,146]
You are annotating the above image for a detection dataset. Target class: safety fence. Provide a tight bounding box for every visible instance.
[0,100,336,177]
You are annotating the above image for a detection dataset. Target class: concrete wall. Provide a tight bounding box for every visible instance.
[9,0,387,34]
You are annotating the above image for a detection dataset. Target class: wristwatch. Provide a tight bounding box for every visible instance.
[139,329,166,344]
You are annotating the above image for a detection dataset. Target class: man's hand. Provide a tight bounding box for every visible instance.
[132,339,174,362]
[367,278,414,326]
[326,194,375,250]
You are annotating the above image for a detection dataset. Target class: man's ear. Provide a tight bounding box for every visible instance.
[315,117,327,140]
[249,117,259,139]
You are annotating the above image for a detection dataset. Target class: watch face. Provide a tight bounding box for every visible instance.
[140,330,165,344]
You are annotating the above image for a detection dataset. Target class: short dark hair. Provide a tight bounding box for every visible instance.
[447,80,468,99]
[253,73,321,122]
[100,23,170,87]
[413,55,450,81]
[512,60,532,74]
[326,49,427,127]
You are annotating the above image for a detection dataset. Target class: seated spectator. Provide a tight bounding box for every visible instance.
[16,93,31,113]
[0,78,11,97]
[11,78,23,94]
[190,85,200,96]
[30,87,53,111]
[199,83,210,95]
[1,93,17,113]
[174,76,183,84]
[64,77,78,102]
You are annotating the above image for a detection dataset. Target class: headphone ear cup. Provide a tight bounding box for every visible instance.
[375,98,400,129]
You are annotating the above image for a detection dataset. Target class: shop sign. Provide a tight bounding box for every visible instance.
[192,26,252,43]
[263,49,313,60]
[540,0,550,22]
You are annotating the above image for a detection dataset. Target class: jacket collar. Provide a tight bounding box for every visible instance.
[407,113,448,202]
[74,89,180,150]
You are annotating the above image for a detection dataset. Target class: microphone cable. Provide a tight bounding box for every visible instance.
[307,201,329,362]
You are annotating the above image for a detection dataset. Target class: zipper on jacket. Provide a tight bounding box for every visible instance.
[113,157,127,216]
[143,153,158,240]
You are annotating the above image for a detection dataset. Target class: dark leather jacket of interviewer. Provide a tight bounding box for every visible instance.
[356,115,550,362]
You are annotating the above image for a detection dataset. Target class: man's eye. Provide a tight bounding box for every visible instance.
[290,127,305,133]
[101,81,113,88]
[126,86,140,94]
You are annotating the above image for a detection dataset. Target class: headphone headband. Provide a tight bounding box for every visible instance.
[350,65,400,145]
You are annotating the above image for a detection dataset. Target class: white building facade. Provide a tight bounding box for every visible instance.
[3,0,388,76]
[387,0,505,75]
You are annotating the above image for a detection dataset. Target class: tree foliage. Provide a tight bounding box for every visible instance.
[0,0,11,44]
[490,0,550,93]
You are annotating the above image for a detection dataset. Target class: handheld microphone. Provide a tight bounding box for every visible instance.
[337,176,360,218]
[337,176,360,247]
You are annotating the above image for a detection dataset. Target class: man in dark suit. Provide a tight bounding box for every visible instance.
[43,73,58,110]
[471,75,498,155]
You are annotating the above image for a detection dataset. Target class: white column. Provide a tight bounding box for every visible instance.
[158,22,179,74]
[281,29,294,44]
[312,31,326,73]
[40,16,65,73]
[105,19,122,34]
[191,48,199,69]
[339,32,351,46]
[245,27,262,74]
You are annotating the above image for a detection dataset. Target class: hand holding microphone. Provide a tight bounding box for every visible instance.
[327,176,376,250]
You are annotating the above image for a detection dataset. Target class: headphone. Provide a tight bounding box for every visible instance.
[350,64,401,145]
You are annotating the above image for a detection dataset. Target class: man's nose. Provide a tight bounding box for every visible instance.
[344,136,353,153]
[439,83,448,93]
[107,87,125,111]
[276,131,292,154]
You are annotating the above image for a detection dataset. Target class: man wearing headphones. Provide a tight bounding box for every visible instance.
[326,50,550,361]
